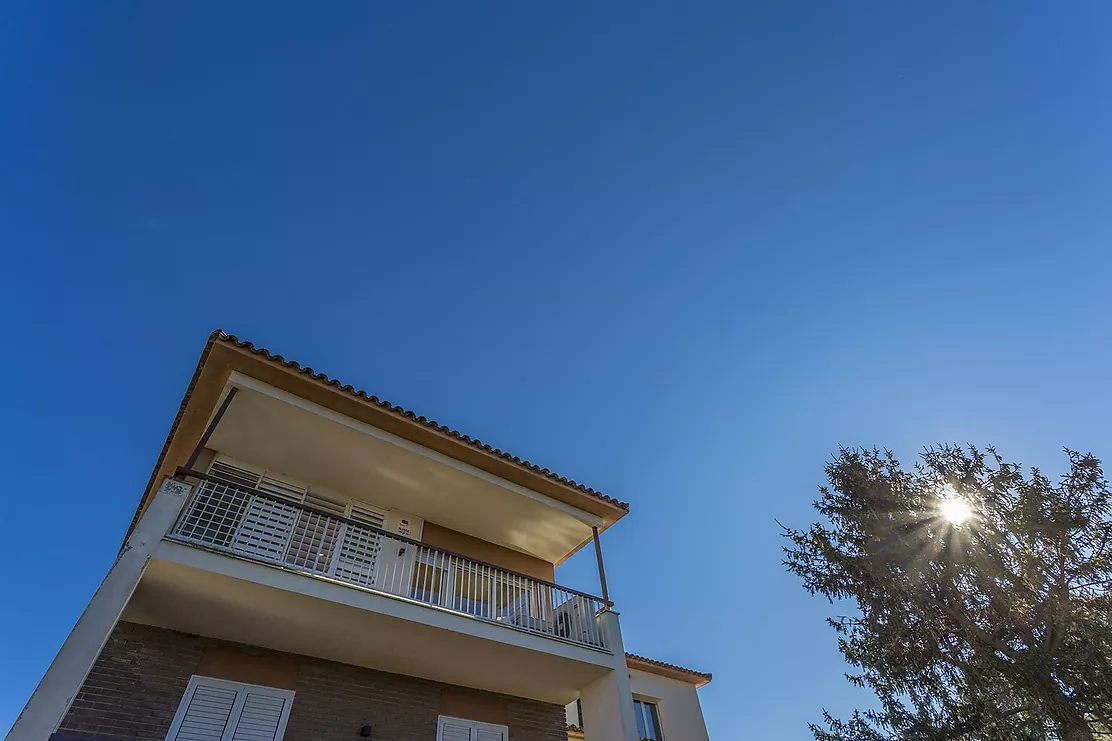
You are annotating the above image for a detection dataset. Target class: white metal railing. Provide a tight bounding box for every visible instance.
[169,474,608,650]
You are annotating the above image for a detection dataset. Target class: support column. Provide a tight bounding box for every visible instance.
[579,609,640,741]
[591,527,610,605]
[6,477,193,741]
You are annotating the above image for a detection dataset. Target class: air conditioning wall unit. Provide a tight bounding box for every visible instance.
[553,596,603,647]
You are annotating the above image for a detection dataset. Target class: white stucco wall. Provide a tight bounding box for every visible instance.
[629,668,710,741]
[566,667,710,741]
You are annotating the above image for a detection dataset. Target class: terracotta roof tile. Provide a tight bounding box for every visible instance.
[625,652,713,685]
[212,330,630,512]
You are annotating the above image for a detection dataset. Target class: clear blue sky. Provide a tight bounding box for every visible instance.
[2,2,1111,739]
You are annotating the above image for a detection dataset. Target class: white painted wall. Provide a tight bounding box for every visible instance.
[577,612,640,741]
[566,667,711,741]
[629,668,711,741]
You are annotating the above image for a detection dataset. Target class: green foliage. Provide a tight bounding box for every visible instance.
[783,446,1112,741]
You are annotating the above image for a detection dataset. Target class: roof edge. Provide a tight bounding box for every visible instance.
[210,330,629,512]
[122,330,221,548]
[626,652,713,687]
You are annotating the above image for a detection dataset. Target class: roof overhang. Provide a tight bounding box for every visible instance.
[208,375,602,561]
[626,653,713,688]
[130,331,629,564]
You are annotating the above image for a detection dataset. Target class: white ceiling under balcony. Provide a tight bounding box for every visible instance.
[203,376,601,564]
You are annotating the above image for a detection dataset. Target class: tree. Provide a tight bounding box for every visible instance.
[782,446,1112,741]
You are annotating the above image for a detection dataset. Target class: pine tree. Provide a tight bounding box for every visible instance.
[782,446,1112,740]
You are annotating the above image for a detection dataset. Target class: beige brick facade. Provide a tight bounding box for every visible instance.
[58,622,566,741]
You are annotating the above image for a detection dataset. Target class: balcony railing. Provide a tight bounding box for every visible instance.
[167,473,608,650]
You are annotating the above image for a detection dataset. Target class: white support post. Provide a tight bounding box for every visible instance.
[579,609,641,741]
[6,477,193,741]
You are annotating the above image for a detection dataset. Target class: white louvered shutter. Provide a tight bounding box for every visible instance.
[285,491,346,572]
[200,456,396,581]
[228,691,289,741]
[231,497,300,562]
[229,470,306,563]
[177,460,262,548]
[208,460,262,488]
[257,474,309,502]
[473,723,507,741]
[204,460,285,558]
[437,717,475,741]
[177,479,251,549]
[172,684,238,741]
[436,716,508,741]
[167,678,293,741]
[332,502,387,586]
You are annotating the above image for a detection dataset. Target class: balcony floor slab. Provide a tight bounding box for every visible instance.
[124,542,615,704]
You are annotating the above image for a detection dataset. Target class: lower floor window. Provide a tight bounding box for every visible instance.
[437,715,508,741]
[634,699,664,741]
[166,675,295,741]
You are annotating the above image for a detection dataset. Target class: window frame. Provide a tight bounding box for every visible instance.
[165,675,296,741]
[632,697,665,741]
[436,714,509,741]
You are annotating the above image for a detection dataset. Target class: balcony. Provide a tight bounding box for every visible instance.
[165,472,608,651]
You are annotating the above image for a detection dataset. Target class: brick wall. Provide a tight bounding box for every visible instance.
[59,622,207,741]
[286,660,566,741]
[505,699,569,741]
[58,622,566,741]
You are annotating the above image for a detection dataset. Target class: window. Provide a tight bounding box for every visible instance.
[633,699,664,741]
[205,458,387,527]
[165,676,294,741]
[187,456,389,580]
[436,715,508,741]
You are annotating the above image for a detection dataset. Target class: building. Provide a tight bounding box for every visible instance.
[8,332,712,741]
[566,656,712,740]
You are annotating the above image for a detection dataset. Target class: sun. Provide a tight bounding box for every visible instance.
[940,495,973,525]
